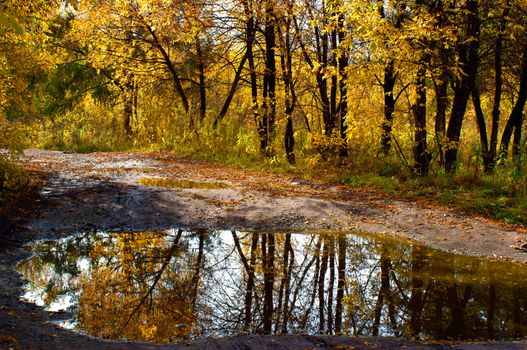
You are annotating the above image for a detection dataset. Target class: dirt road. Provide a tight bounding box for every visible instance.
[1,149,527,349]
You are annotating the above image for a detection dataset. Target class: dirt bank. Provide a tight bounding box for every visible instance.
[1,149,527,349]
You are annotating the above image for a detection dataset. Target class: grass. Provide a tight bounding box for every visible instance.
[338,169,527,225]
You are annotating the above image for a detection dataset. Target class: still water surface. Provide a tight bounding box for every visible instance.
[17,229,527,343]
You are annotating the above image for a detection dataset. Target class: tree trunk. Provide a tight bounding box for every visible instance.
[279,17,297,165]
[487,9,508,172]
[500,39,527,161]
[337,17,349,157]
[444,0,480,173]
[381,61,396,155]
[513,116,523,169]
[434,66,448,167]
[123,75,134,136]
[432,0,449,167]
[259,1,277,156]
[412,65,429,175]
[472,87,490,167]
[196,38,206,122]
[145,23,189,114]
[213,52,248,128]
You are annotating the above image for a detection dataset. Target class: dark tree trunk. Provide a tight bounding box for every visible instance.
[432,0,449,167]
[513,116,523,168]
[259,1,277,156]
[294,12,333,143]
[445,0,480,173]
[279,15,297,165]
[487,9,508,172]
[145,24,189,113]
[500,39,527,161]
[381,61,396,155]
[472,87,490,165]
[434,65,448,167]
[412,65,429,175]
[320,19,333,137]
[284,117,295,164]
[330,29,338,131]
[214,0,257,128]
[124,95,133,136]
[469,6,508,173]
[196,38,206,122]
[133,80,138,127]
[337,14,349,157]
[123,75,134,136]
[237,0,260,129]
[213,52,248,128]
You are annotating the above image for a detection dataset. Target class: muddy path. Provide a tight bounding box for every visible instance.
[2,149,527,349]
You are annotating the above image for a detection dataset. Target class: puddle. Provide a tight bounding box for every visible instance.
[138,177,230,190]
[17,230,527,343]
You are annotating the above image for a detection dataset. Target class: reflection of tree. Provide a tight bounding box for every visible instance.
[224,232,527,339]
[16,232,99,309]
[231,231,258,331]
[334,233,346,334]
[115,230,183,337]
[77,229,205,343]
[261,232,275,334]
[372,247,398,336]
[408,246,425,338]
[276,233,293,334]
[19,229,527,343]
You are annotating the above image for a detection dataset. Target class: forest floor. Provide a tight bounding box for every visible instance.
[1,149,527,349]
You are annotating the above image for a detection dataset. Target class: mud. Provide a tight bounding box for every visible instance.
[1,149,527,349]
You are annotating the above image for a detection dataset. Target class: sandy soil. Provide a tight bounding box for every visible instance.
[1,149,527,350]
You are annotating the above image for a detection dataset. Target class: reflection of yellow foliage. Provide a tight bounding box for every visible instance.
[140,324,158,341]
[77,232,202,343]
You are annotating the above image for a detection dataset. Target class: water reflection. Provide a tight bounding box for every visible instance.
[17,230,527,343]
[138,177,230,189]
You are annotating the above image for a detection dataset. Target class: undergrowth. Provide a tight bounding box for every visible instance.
[340,170,527,225]
[0,154,28,198]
